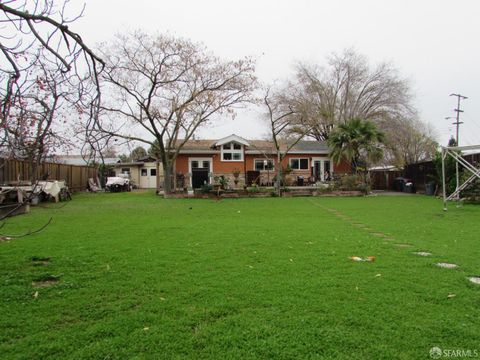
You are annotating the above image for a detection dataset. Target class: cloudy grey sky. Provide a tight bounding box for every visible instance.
[76,0,480,146]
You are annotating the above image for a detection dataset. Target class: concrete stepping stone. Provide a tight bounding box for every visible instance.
[436,262,459,269]
[468,277,480,285]
[395,243,413,248]
[371,232,387,238]
[413,251,432,257]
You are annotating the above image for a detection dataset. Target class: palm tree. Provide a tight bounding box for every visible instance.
[328,118,385,174]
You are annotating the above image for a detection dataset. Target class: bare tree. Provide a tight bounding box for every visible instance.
[287,49,414,141]
[1,49,78,182]
[264,87,308,196]
[383,117,438,168]
[0,0,104,128]
[95,31,256,194]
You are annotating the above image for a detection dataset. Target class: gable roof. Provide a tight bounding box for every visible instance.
[214,134,250,147]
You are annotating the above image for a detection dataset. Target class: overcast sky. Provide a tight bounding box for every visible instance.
[76,0,480,146]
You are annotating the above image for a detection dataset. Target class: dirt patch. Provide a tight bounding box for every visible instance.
[32,275,60,287]
[468,277,480,285]
[30,256,51,266]
[436,263,458,269]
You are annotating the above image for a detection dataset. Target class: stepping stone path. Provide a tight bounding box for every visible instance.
[32,275,60,287]
[311,201,480,292]
[436,262,459,269]
[413,252,432,257]
[468,277,480,285]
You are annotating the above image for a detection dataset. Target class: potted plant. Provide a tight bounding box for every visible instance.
[232,168,240,187]
[219,175,228,190]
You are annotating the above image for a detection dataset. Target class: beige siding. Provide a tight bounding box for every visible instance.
[114,162,163,189]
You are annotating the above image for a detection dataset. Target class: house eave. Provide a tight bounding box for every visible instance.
[114,162,145,166]
[178,150,218,154]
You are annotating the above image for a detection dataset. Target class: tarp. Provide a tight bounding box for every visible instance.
[35,181,66,198]
[106,177,130,186]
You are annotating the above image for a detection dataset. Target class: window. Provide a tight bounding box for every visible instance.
[254,159,274,171]
[221,142,243,162]
[150,169,157,176]
[289,158,309,170]
[191,159,210,170]
[121,168,130,175]
[141,169,147,176]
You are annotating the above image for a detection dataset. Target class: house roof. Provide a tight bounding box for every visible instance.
[135,156,157,162]
[114,162,144,167]
[180,140,217,151]
[176,135,329,154]
[49,155,120,166]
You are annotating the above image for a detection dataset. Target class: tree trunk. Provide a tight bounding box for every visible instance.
[163,162,173,194]
[276,153,282,197]
[155,160,160,194]
[363,169,370,195]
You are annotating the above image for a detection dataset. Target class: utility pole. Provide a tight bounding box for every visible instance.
[448,93,468,202]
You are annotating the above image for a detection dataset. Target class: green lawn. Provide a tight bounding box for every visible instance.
[0,192,479,359]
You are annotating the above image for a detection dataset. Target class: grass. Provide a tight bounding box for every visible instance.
[0,192,479,359]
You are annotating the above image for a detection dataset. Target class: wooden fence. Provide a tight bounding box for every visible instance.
[370,170,402,190]
[0,158,98,192]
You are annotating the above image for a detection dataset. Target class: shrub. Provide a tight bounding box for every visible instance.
[246,184,260,193]
[201,184,213,193]
[336,174,362,191]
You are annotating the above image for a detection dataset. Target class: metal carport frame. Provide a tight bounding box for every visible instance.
[441,144,480,210]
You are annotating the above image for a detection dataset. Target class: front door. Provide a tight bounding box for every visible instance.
[191,159,210,188]
[312,158,332,182]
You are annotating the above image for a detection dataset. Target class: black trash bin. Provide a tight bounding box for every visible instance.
[393,177,415,193]
[297,176,304,186]
[425,182,436,196]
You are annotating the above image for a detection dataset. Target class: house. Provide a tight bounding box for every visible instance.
[113,156,160,189]
[174,134,349,189]
[113,134,349,190]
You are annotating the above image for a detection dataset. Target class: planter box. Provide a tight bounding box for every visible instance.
[319,191,363,197]
[221,193,239,198]
[164,192,188,199]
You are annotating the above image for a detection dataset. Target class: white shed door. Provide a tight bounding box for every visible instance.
[139,167,157,188]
